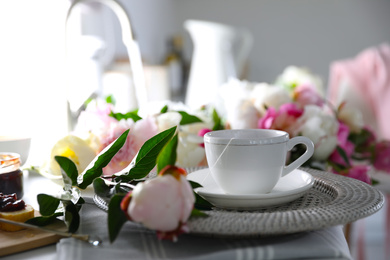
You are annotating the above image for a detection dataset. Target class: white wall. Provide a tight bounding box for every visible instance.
[115,0,390,85]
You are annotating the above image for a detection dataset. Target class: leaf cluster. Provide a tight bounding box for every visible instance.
[27,129,130,232]
[30,105,217,242]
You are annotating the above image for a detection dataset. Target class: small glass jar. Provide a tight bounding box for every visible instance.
[0,153,23,198]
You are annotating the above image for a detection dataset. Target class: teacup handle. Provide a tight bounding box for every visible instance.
[282,136,314,177]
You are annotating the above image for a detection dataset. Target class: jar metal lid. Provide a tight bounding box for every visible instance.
[0,153,21,174]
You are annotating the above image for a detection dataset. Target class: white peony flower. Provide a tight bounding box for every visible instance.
[337,102,364,133]
[176,117,213,167]
[156,108,213,167]
[218,78,260,129]
[224,98,259,129]
[48,135,96,176]
[297,105,339,160]
[176,137,206,167]
[156,112,182,132]
[251,83,292,114]
[218,77,257,116]
[219,78,256,100]
[276,66,325,96]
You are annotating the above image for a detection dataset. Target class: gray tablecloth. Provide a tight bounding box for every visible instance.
[56,200,352,260]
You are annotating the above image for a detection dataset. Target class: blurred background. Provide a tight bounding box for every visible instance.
[1,0,390,163]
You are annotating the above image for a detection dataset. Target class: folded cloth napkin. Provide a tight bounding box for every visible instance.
[327,43,390,140]
[56,202,352,260]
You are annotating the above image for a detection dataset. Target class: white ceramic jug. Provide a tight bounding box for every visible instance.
[184,20,253,111]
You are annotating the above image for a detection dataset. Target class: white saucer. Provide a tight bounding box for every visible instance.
[187,168,314,210]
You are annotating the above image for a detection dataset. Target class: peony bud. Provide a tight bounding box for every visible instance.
[121,166,195,240]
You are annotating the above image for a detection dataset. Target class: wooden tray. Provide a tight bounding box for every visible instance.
[0,211,66,257]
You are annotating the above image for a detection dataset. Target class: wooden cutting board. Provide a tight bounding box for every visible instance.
[0,211,66,257]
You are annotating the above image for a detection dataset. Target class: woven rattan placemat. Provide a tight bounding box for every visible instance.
[94,167,384,237]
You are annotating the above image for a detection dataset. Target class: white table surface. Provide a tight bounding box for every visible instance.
[2,170,353,260]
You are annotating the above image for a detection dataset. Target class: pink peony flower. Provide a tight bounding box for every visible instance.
[328,43,390,140]
[197,128,212,148]
[121,166,195,241]
[258,107,277,129]
[373,141,390,173]
[293,84,324,108]
[258,103,303,136]
[329,122,355,167]
[331,164,371,184]
[345,165,372,184]
[131,117,160,149]
[100,118,159,175]
[336,122,349,144]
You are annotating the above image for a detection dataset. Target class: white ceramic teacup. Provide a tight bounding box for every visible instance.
[204,129,314,195]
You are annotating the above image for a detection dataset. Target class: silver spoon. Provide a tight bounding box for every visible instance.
[0,218,102,246]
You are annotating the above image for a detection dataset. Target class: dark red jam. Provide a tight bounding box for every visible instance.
[0,193,25,212]
[0,153,24,199]
[0,169,23,199]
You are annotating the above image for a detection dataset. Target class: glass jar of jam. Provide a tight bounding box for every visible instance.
[0,153,23,199]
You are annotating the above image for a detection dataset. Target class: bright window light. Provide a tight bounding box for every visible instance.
[0,1,71,165]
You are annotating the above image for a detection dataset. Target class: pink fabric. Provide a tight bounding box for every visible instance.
[328,43,390,140]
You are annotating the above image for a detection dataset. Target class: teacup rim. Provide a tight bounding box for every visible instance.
[0,136,32,142]
[204,129,289,145]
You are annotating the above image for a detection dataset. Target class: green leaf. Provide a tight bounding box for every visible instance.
[76,197,85,205]
[77,129,130,189]
[114,183,131,194]
[105,95,115,105]
[121,126,177,180]
[189,180,213,210]
[55,156,79,188]
[25,212,63,226]
[75,197,85,212]
[109,111,142,122]
[212,108,224,131]
[336,146,351,167]
[37,194,61,216]
[328,160,348,173]
[189,180,202,189]
[160,105,168,113]
[349,128,371,146]
[371,179,380,185]
[177,111,203,125]
[157,134,178,173]
[108,194,128,243]
[190,208,208,217]
[32,193,85,231]
[63,201,80,233]
[194,193,213,210]
[93,178,112,198]
[93,178,132,199]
